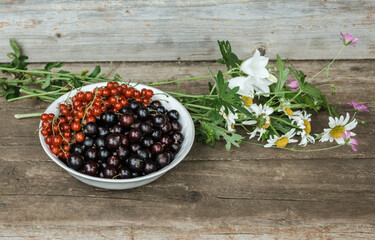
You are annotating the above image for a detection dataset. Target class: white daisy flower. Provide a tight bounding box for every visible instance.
[243,103,274,140]
[320,113,357,144]
[291,110,315,146]
[264,128,298,148]
[219,106,239,133]
[277,102,295,119]
[241,95,254,108]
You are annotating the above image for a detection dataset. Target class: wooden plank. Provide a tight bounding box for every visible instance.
[0,224,374,239]
[0,0,374,62]
[1,159,374,238]
[0,60,374,238]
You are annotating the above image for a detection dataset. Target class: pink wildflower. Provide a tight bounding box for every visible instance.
[342,130,359,152]
[348,101,369,112]
[285,78,299,91]
[340,32,359,46]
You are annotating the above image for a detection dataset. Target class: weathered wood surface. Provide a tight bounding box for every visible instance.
[1,0,375,62]
[0,60,375,239]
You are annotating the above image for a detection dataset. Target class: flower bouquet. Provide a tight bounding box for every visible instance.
[0,33,369,152]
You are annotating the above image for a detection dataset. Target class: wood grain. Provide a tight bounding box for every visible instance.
[0,0,374,62]
[0,60,374,239]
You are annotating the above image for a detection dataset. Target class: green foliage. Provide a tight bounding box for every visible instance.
[0,80,20,100]
[41,74,51,89]
[88,66,101,78]
[0,39,28,71]
[0,39,117,102]
[216,40,242,76]
[210,71,252,118]
[44,62,63,71]
[197,121,243,151]
[275,55,290,92]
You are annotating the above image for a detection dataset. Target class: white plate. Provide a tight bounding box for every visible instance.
[39,82,195,190]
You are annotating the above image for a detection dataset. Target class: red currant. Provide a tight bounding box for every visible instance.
[145,89,154,99]
[41,113,49,121]
[75,132,85,142]
[52,135,63,146]
[71,122,81,132]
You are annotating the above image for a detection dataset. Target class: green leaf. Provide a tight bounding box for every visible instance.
[44,62,63,71]
[7,53,16,59]
[88,66,101,78]
[291,68,306,87]
[208,82,217,95]
[18,56,29,70]
[275,55,290,91]
[72,78,83,88]
[222,132,243,151]
[331,105,339,117]
[100,73,108,78]
[272,121,293,134]
[81,69,89,76]
[41,74,51,89]
[209,70,252,118]
[301,83,323,100]
[216,40,242,75]
[10,39,20,58]
[325,68,330,79]
[113,73,122,81]
[197,121,242,151]
[3,86,20,100]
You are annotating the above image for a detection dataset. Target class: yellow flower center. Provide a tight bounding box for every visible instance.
[303,120,311,135]
[258,115,271,129]
[231,123,235,129]
[284,107,293,116]
[329,126,345,139]
[275,137,289,148]
[241,96,253,107]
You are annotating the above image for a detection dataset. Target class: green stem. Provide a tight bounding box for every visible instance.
[289,103,308,109]
[326,102,333,117]
[189,114,211,121]
[14,112,43,119]
[266,95,278,104]
[316,83,336,89]
[8,89,63,102]
[242,140,269,148]
[0,67,113,82]
[270,116,299,128]
[307,45,346,82]
[184,103,212,110]
[290,89,302,102]
[242,140,344,152]
[209,83,217,95]
[20,91,56,101]
[147,75,212,86]
[255,91,294,96]
[351,111,358,122]
[163,91,216,99]
[287,144,344,152]
[269,123,280,137]
[273,103,308,112]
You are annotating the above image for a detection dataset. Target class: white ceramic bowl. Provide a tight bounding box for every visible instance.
[39,82,195,190]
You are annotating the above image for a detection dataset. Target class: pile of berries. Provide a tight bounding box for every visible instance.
[40,82,184,179]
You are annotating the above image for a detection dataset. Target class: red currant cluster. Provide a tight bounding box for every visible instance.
[40,82,154,161]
